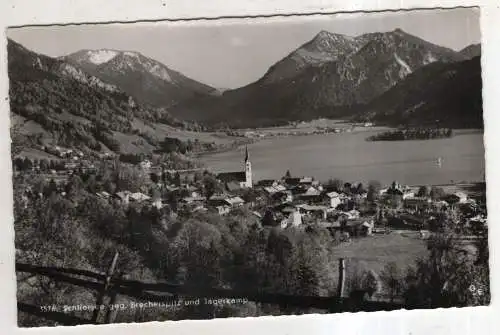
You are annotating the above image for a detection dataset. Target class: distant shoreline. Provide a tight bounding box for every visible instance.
[195,124,483,160]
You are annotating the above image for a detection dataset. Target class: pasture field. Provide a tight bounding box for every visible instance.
[337,231,429,297]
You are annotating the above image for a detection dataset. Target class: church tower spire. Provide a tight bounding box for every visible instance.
[244,146,252,188]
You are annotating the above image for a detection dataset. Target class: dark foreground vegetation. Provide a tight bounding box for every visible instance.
[14,161,490,326]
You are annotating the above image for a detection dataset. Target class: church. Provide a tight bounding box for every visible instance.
[216,146,253,189]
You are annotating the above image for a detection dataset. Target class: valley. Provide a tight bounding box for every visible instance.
[7,11,489,326]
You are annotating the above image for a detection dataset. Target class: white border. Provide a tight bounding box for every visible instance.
[0,1,498,334]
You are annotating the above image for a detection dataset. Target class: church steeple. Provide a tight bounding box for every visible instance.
[244,146,252,188]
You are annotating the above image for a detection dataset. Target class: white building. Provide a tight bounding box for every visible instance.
[454,192,469,203]
[139,160,152,170]
[326,191,342,209]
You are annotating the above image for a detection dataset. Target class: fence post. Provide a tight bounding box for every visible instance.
[337,258,346,298]
[104,285,119,324]
[91,251,119,324]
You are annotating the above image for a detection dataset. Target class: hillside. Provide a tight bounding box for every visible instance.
[8,39,213,157]
[64,49,216,109]
[352,56,483,128]
[459,43,481,59]
[170,28,468,128]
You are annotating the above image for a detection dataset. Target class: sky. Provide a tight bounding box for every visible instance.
[7,7,480,89]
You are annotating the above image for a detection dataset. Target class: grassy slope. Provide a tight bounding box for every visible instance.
[9,39,234,157]
[338,232,428,295]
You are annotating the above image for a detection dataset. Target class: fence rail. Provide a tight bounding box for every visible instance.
[16,257,404,326]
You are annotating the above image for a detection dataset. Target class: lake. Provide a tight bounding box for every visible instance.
[200,130,485,186]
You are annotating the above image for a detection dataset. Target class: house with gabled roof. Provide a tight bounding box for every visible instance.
[215,205,231,215]
[113,191,131,205]
[284,177,301,187]
[299,176,314,185]
[264,184,288,195]
[280,208,303,228]
[180,195,206,205]
[257,179,278,187]
[325,191,342,209]
[224,196,245,208]
[296,186,323,203]
[130,192,151,203]
[296,204,328,219]
[271,190,293,203]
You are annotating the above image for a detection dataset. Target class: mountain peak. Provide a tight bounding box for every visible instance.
[390,28,417,39]
[71,49,146,65]
[84,49,120,65]
[302,30,358,55]
[315,30,335,39]
[310,30,354,44]
[63,46,215,109]
[258,30,359,84]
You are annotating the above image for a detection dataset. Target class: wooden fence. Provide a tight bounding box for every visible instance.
[16,255,404,326]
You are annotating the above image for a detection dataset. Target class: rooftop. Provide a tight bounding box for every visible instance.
[217,171,246,183]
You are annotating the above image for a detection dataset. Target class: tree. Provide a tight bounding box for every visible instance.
[193,171,203,184]
[150,173,159,184]
[295,254,320,296]
[430,187,446,201]
[241,188,259,204]
[402,228,490,309]
[202,175,218,199]
[355,182,365,195]
[39,159,49,171]
[48,160,57,171]
[10,123,28,157]
[115,165,148,193]
[367,181,381,203]
[262,210,277,227]
[368,180,381,193]
[285,170,292,179]
[150,186,162,201]
[173,172,181,187]
[380,262,403,302]
[23,157,33,171]
[65,175,84,198]
[417,185,431,198]
[361,270,380,297]
[85,174,99,193]
[326,178,344,192]
[445,194,460,210]
[186,139,194,152]
[172,219,225,289]
[13,157,25,171]
[45,178,58,197]
[32,176,47,196]
[103,179,117,194]
[391,181,398,190]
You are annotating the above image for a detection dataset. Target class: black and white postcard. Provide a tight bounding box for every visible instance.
[4,4,492,330]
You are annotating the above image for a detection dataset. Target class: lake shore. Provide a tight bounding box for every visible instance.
[195,120,390,158]
[199,128,485,186]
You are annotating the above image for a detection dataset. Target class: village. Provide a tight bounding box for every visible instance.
[225,121,375,139]
[14,145,487,245]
